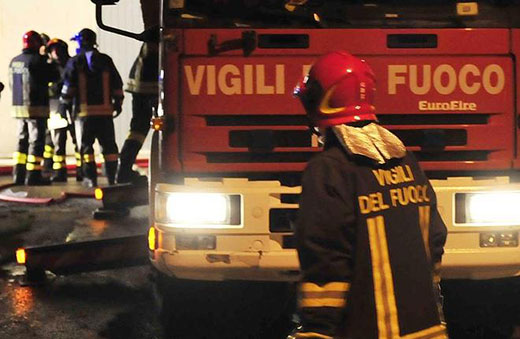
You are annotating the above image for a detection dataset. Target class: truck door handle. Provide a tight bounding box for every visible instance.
[208,30,257,56]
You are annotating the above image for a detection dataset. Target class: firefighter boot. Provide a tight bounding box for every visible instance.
[82,162,98,188]
[75,166,84,182]
[51,168,68,183]
[42,156,53,175]
[12,164,26,185]
[25,170,51,186]
[117,139,141,184]
[104,161,118,186]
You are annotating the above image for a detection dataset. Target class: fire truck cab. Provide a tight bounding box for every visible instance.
[95,0,520,336]
[149,1,520,282]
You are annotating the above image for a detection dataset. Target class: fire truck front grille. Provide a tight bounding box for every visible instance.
[206,115,308,126]
[230,130,313,148]
[415,151,489,162]
[229,128,468,149]
[207,152,312,163]
[378,114,490,125]
[206,113,489,126]
[392,129,467,147]
[184,112,504,172]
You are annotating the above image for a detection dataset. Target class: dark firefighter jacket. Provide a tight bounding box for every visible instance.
[140,0,160,29]
[295,127,448,339]
[49,60,68,100]
[126,42,158,95]
[8,49,59,118]
[61,49,123,118]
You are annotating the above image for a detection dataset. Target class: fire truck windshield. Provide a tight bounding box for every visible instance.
[164,1,520,29]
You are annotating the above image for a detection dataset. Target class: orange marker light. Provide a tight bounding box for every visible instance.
[94,188,103,200]
[16,248,26,264]
[151,117,164,131]
[148,227,156,251]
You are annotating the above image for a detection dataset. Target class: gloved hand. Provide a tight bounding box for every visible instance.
[113,99,123,118]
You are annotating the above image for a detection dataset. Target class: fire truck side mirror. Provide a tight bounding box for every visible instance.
[93,0,151,41]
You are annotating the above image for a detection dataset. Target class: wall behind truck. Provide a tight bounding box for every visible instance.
[0,0,149,160]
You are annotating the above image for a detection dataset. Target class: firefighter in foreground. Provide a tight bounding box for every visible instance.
[60,28,123,188]
[47,38,82,182]
[290,51,448,339]
[8,30,59,185]
[116,40,158,184]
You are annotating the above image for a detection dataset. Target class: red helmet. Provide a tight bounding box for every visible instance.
[23,31,44,51]
[294,51,377,128]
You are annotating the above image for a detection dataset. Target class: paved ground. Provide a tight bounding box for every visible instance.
[0,174,519,339]
[0,175,294,339]
[0,175,163,339]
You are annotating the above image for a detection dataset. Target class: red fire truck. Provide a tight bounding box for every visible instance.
[95,0,519,336]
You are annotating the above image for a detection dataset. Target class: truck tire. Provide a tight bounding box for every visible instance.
[152,269,296,339]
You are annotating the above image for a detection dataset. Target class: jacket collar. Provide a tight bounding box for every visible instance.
[331,123,406,164]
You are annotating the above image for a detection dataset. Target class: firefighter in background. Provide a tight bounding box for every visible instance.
[40,32,55,174]
[8,30,59,185]
[60,28,123,188]
[116,40,158,184]
[290,51,448,339]
[47,38,82,182]
[116,0,160,184]
[39,33,50,56]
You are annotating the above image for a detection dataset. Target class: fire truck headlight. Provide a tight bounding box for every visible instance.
[457,192,520,225]
[155,192,242,228]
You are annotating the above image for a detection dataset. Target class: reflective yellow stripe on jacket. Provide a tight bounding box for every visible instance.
[367,215,399,339]
[77,71,113,117]
[126,79,157,94]
[367,215,448,339]
[12,106,50,118]
[299,282,350,308]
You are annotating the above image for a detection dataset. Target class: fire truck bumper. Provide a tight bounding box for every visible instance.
[151,249,300,281]
[442,248,520,280]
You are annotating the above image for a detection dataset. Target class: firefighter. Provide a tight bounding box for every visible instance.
[8,30,59,185]
[39,33,50,56]
[116,0,160,184]
[289,51,448,339]
[116,41,158,184]
[47,38,82,182]
[40,32,56,174]
[60,28,123,188]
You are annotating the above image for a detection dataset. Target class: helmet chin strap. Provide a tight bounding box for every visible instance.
[309,126,326,147]
[310,126,321,136]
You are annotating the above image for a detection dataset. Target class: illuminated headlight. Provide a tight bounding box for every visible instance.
[155,192,241,228]
[456,192,520,225]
